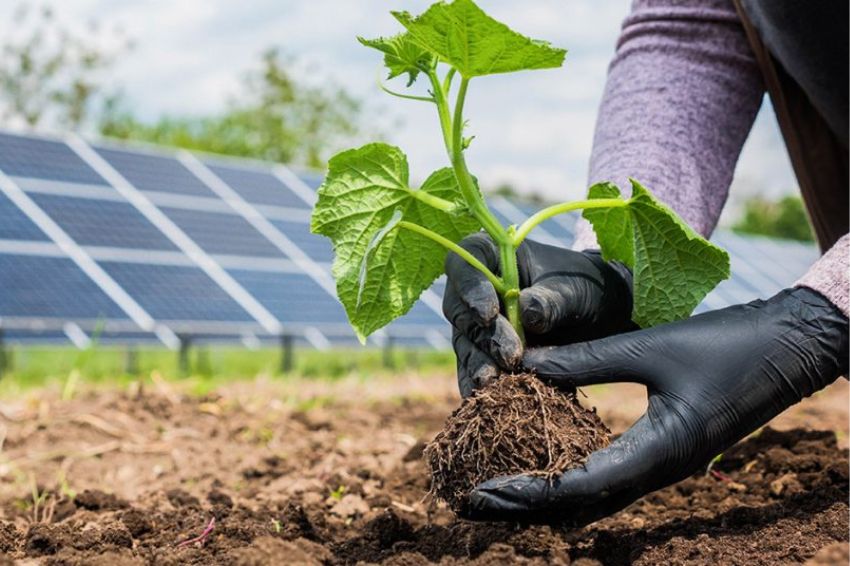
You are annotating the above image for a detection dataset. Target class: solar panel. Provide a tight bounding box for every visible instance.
[0,191,48,241]
[0,132,108,185]
[99,262,254,322]
[206,162,310,209]
[29,193,180,251]
[96,145,218,198]
[295,171,324,191]
[0,254,128,319]
[0,128,826,351]
[226,270,348,324]
[394,300,446,326]
[269,218,333,263]
[159,206,284,258]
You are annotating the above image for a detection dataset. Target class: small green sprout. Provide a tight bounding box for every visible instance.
[329,485,346,501]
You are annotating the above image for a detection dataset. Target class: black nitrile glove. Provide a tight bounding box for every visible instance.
[463,287,848,526]
[444,233,634,398]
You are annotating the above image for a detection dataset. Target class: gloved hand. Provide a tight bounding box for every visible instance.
[443,233,634,398]
[463,287,849,526]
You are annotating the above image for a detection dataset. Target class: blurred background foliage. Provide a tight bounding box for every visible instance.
[100,49,363,169]
[0,4,363,169]
[732,195,815,242]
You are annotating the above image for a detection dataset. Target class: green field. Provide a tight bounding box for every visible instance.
[0,345,454,395]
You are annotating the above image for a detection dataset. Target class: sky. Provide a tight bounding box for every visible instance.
[0,0,797,222]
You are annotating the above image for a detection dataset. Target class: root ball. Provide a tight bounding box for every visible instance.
[425,373,611,511]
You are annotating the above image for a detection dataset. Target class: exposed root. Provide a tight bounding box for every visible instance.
[425,373,610,512]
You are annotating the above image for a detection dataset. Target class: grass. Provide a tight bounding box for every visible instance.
[0,345,454,395]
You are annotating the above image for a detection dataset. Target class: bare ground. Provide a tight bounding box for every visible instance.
[0,373,846,565]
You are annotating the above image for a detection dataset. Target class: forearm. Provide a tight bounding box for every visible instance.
[796,234,850,318]
[574,0,765,251]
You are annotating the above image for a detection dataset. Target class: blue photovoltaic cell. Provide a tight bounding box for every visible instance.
[0,191,48,241]
[30,193,179,251]
[0,132,108,185]
[430,279,447,299]
[270,219,333,262]
[538,219,574,246]
[0,254,127,318]
[96,146,217,197]
[227,270,347,324]
[207,163,309,209]
[296,171,323,191]
[713,232,816,289]
[99,262,253,321]
[394,300,444,326]
[160,207,282,257]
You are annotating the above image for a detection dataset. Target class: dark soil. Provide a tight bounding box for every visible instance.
[0,380,847,565]
[425,373,610,511]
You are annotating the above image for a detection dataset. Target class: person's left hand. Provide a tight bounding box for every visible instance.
[461,287,848,526]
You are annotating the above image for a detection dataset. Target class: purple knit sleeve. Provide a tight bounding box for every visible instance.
[572,0,765,251]
[796,234,849,317]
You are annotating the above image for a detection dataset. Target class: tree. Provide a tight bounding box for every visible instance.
[100,49,362,169]
[732,195,815,242]
[0,4,127,129]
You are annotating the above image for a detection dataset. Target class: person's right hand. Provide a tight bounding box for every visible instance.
[443,233,635,397]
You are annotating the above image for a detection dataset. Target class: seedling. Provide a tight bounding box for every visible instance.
[329,485,346,501]
[311,0,729,343]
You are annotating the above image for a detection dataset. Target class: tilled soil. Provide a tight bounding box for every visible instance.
[0,376,847,565]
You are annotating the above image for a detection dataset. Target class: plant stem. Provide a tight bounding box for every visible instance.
[449,78,505,241]
[499,229,525,344]
[430,70,505,241]
[407,188,460,212]
[398,221,506,293]
[513,198,628,246]
[429,68,529,342]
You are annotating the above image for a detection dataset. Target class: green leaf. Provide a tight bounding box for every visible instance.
[583,179,730,327]
[358,33,434,86]
[392,0,566,78]
[582,182,633,265]
[311,143,480,341]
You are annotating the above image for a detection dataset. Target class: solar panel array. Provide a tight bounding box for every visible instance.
[0,129,820,350]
